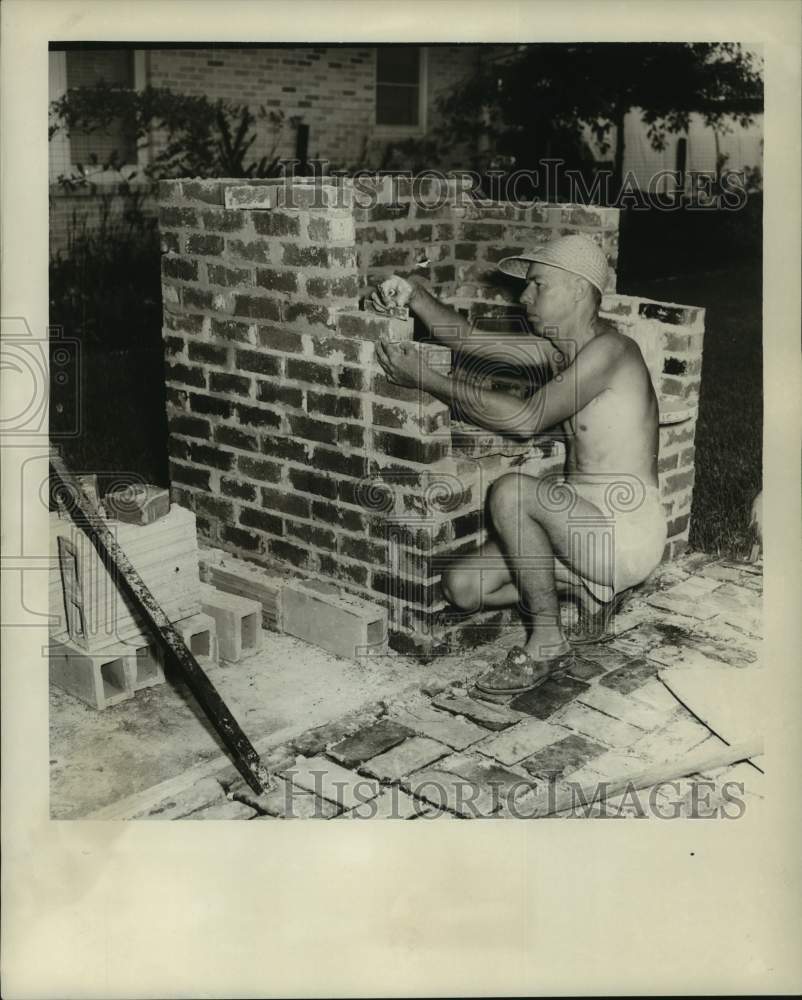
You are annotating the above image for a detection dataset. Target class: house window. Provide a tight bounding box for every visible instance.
[375,46,423,127]
[64,49,137,168]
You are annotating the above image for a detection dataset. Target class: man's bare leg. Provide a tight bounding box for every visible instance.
[490,491,571,661]
[487,472,615,661]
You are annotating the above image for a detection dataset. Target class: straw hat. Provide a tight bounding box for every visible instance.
[498,234,609,295]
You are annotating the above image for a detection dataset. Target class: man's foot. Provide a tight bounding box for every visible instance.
[475,645,575,695]
[566,589,631,645]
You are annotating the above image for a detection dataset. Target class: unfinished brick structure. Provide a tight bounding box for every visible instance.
[159,176,704,656]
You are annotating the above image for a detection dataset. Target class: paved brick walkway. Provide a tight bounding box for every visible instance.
[137,553,764,820]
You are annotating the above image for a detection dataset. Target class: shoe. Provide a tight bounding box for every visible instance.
[475,645,574,695]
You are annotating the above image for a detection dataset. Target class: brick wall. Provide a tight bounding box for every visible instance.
[158,176,704,657]
[148,46,481,170]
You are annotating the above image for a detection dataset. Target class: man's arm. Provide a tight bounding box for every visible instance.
[415,333,626,436]
[373,275,551,368]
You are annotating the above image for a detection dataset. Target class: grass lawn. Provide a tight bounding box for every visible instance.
[620,263,762,558]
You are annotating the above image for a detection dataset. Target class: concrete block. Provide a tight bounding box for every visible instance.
[49,638,135,710]
[120,639,166,692]
[200,554,284,629]
[175,612,218,665]
[199,582,262,662]
[279,580,387,661]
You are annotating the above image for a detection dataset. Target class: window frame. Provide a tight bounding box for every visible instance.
[50,48,148,184]
[372,45,428,135]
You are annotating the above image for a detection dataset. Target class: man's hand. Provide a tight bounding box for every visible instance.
[375,339,427,389]
[371,275,417,315]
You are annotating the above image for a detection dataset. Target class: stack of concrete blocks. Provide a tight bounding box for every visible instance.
[48,504,219,709]
[157,176,704,658]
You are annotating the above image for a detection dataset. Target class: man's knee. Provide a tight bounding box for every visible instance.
[489,472,533,529]
[441,565,481,611]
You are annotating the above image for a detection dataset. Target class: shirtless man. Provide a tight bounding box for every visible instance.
[373,234,667,695]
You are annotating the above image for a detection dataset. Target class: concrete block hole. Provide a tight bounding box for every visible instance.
[101,658,128,700]
[241,612,260,652]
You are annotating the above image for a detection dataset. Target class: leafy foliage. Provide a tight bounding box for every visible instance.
[50,83,304,183]
[438,43,763,184]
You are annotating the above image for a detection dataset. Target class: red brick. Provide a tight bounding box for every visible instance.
[201,209,245,233]
[288,413,337,445]
[258,325,305,354]
[305,275,360,299]
[233,295,282,322]
[288,468,337,500]
[214,424,259,451]
[269,538,310,567]
[308,334,361,364]
[338,367,365,391]
[252,211,302,237]
[226,238,273,263]
[195,494,235,522]
[286,359,334,386]
[237,456,282,482]
[256,268,299,293]
[236,349,281,376]
[166,362,206,389]
[162,257,198,281]
[239,506,284,536]
[160,206,198,228]
[256,382,303,408]
[317,554,368,586]
[282,244,356,268]
[665,469,695,493]
[235,404,281,430]
[188,342,229,366]
[170,414,211,439]
[336,311,411,343]
[312,447,368,478]
[220,525,262,552]
[170,462,211,489]
[306,391,361,420]
[221,477,257,501]
[285,520,337,551]
[211,319,253,344]
[311,500,366,534]
[182,287,214,310]
[282,302,335,329]
[261,435,310,463]
[209,371,251,396]
[190,443,234,471]
[372,430,450,465]
[261,486,311,519]
[186,234,224,256]
[208,264,253,287]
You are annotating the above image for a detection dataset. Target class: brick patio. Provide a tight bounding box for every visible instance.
[132,551,763,819]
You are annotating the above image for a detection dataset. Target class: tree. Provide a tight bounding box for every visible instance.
[439,43,763,198]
